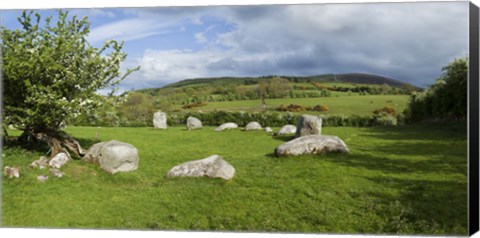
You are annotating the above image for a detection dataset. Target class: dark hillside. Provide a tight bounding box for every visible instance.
[138,73,420,94]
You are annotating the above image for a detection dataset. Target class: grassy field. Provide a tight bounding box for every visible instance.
[178,95,409,115]
[1,123,467,235]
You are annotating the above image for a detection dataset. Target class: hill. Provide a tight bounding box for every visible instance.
[155,73,419,90]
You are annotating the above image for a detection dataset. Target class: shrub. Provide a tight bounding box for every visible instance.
[311,105,329,112]
[373,113,398,126]
[182,102,208,109]
[276,104,307,112]
[373,107,396,116]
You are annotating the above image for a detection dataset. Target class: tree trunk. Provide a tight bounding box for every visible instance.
[18,129,85,159]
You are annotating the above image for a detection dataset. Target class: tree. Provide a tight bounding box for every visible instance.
[406,57,467,121]
[1,10,139,158]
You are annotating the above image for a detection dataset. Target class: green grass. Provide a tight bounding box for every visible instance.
[179,95,409,115]
[2,123,467,235]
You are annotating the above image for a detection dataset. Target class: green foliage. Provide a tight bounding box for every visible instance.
[1,10,139,132]
[182,101,208,109]
[406,57,467,121]
[276,104,307,112]
[276,104,330,113]
[165,111,400,128]
[311,104,329,112]
[117,92,155,127]
[373,107,396,116]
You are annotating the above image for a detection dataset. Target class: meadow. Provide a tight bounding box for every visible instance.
[2,123,467,235]
[178,95,409,115]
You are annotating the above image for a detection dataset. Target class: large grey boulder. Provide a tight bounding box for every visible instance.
[166,155,235,180]
[82,140,139,174]
[153,111,167,129]
[49,152,70,169]
[277,124,297,135]
[295,114,322,137]
[186,116,203,130]
[244,121,262,131]
[215,122,238,131]
[275,135,349,157]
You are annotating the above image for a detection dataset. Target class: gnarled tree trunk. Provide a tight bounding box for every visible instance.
[18,128,85,159]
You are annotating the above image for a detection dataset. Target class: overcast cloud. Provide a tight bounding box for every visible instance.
[2,2,470,90]
[115,2,469,89]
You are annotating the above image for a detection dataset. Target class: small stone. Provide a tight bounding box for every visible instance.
[265,127,273,133]
[186,116,203,130]
[49,152,70,169]
[37,175,49,182]
[4,166,20,178]
[50,168,65,178]
[245,121,262,131]
[30,156,49,169]
[277,124,297,135]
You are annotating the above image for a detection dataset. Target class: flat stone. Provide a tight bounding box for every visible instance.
[50,168,65,178]
[166,155,235,180]
[37,175,49,182]
[49,152,70,169]
[215,122,238,131]
[275,135,349,157]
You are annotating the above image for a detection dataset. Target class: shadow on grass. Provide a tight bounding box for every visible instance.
[4,135,99,159]
[75,137,102,150]
[265,152,278,158]
[358,122,467,141]
[322,123,468,234]
[271,135,295,142]
[362,176,467,234]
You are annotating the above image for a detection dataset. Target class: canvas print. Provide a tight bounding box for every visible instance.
[0,1,472,236]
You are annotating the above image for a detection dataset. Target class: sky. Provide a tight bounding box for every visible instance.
[0,1,470,91]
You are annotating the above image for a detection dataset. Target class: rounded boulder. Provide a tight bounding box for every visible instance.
[82,140,139,174]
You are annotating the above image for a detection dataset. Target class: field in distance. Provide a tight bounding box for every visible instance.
[131,73,417,120]
[177,95,409,116]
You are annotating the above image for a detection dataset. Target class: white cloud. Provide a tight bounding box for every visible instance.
[194,32,207,44]
[88,18,170,44]
[114,2,469,89]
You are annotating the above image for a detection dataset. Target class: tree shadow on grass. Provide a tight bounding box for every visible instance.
[361,176,467,235]
[75,137,101,150]
[321,123,468,234]
[357,122,467,142]
[3,135,99,160]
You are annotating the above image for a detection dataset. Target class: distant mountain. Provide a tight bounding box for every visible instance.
[140,73,420,92]
[330,73,415,88]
